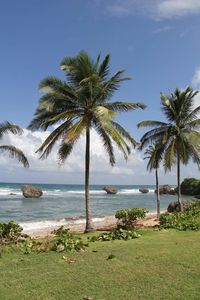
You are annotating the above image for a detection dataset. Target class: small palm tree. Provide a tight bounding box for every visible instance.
[29,51,145,232]
[0,121,29,167]
[144,144,164,218]
[138,86,200,211]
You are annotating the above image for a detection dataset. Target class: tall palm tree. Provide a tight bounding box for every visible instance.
[144,144,164,218]
[0,121,29,167]
[138,86,200,211]
[29,51,145,232]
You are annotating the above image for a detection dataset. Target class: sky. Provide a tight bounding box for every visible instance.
[1,0,200,185]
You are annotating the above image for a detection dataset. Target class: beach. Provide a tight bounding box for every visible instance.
[21,213,161,237]
[0,182,186,236]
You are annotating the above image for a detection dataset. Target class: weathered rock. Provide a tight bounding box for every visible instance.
[167,200,191,212]
[21,185,43,198]
[9,193,16,195]
[103,186,118,194]
[180,178,200,195]
[139,188,149,194]
[155,185,176,195]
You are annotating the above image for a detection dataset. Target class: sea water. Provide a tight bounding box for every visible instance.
[0,182,188,231]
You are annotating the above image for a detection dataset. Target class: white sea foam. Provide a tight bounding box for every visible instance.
[0,187,155,197]
[0,188,21,196]
[119,189,154,194]
[20,217,104,233]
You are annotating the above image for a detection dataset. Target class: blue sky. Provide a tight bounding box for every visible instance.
[1,0,200,184]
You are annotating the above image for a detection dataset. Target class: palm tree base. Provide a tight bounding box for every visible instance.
[84,226,94,233]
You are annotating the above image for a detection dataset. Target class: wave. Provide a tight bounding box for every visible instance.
[0,188,21,196]
[20,216,105,233]
[120,189,154,194]
[0,187,155,197]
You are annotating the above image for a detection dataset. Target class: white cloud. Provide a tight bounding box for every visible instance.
[0,128,146,184]
[99,0,200,19]
[152,25,172,34]
[157,0,200,19]
[191,67,200,108]
[192,67,200,88]
[1,126,200,184]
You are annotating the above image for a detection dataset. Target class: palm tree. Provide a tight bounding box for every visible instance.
[138,86,200,211]
[28,51,145,232]
[144,144,164,218]
[0,121,29,167]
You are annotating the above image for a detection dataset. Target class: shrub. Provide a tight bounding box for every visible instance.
[90,228,141,242]
[160,201,200,231]
[115,208,148,228]
[52,226,88,252]
[0,221,23,243]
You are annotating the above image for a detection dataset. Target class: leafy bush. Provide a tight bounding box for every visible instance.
[52,226,88,252]
[185,200,200,216]
[0,221,23,243]
[160,201,200,231]
[115,208,148,228]
[90,228,141,242]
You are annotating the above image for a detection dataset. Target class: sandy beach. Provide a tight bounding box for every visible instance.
[21,212,160,238]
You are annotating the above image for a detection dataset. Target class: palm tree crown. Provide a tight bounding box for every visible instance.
[138,86,200,169]
[0,121,29,168]
[29,51,145,231]
[138,86,200,210]
[144,144,164,172]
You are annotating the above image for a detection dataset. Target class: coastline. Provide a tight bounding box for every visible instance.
[21,212,162,237]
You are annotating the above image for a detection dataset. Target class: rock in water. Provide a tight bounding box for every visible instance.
[180,178,200,195]
[167,200,191,212]
[155,185,176,195]
[139,188,149,194]
[21,185,43,198]
[103,186,118,194]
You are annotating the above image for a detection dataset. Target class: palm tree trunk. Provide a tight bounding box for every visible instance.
[155,168,160,219]
[177,151,183,211]
[84,127,94,233]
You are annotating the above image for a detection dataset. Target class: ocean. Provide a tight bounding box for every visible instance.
[0,182,188,231]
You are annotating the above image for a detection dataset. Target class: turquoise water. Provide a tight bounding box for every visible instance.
[0,182,185,228]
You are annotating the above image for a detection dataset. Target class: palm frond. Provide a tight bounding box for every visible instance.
[0,122,23,139]
[137,120,168,129]
[0,145,29,168]
[111,121,138,147]
[103,102,146,112]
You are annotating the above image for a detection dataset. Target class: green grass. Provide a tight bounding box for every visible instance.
[0,229,200,299]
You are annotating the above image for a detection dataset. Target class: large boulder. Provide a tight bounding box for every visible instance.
[21,185,43,198]
[139,188,149,194]
[167,200,191,212]
[180,178,200,195]
[103,186,118,194]
[155,185,176,195]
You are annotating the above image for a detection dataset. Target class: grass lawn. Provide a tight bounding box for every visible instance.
[0,229,200,300]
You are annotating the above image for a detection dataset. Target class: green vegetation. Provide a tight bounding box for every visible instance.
[0,220,23,243]
[90,228,140,241]
[138,86,200,211]
[0,121,29,168]
[115,207,148,228]
[181,178,200,195]
[28,51,145,232]
[160,200,200,231]
[0,230,200,299]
